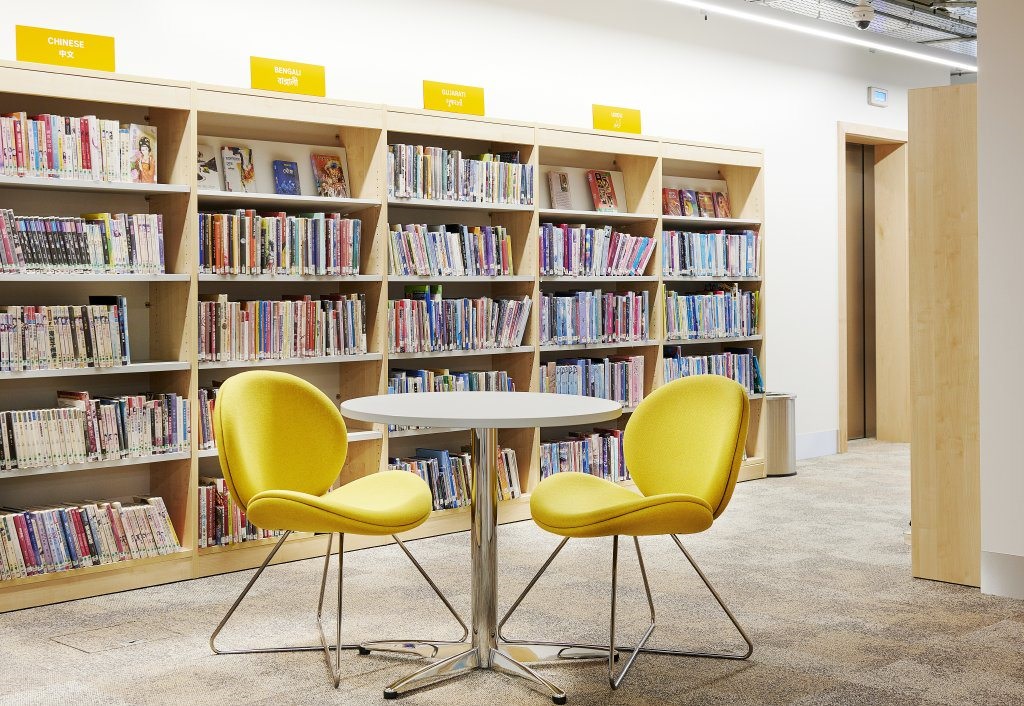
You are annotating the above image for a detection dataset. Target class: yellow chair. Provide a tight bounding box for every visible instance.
[498,375,753,688]
[209,370,466,687]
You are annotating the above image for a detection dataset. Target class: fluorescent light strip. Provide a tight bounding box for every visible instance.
[665,0,978,71]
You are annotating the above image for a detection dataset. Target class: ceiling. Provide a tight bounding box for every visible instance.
[746,0,978,58]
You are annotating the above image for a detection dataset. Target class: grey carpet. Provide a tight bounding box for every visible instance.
[2,440,1023,705]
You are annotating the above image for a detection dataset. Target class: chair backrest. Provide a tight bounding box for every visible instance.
[214,370,348,508]
[623,375,749,518]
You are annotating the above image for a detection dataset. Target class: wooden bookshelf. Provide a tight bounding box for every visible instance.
[0,61,766,611]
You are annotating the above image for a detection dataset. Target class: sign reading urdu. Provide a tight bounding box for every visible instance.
[423,80,485,116]
[592,104,642,134]
[15,25,115,72]
[250,57,326,97]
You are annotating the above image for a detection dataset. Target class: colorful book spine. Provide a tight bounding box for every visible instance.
[664,285,758,341]
[663,348,764,394]
[197,387,219,450]
[539,223,655,277]
[387,292,531,354]
[0,300,130,371]
[389,223,513,277]
[540,429,628,483]
[389,445,520,509]
[198,211,361,276]
[539,290,649,346]
[661,229,760,278]
[197,294,368,362]
[387,144,534,205]
[539,355,644,408]
[197,477,284,549]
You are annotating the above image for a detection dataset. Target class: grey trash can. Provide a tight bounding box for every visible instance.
[765,392,797,477]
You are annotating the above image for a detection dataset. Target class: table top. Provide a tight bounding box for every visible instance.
[340,391,622,429]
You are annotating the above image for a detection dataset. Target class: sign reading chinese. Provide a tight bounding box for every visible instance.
[16,25,115,72]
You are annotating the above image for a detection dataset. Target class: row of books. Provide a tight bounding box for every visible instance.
[198,211,362,276]
[388,145,535,205]
[540,355,644,408]
[0,210,165,275]
[198,477,284,548]
[540,429,629,482]
[198,144,351,198]
[662,229,760,278]
[197,386,219,450]
[1,113,157,183]
[1,391,189,471]
[389,446,521,510]
[389,223,514,277]
[662,188,731,219]
[663,349,764,395]
[664,286,758,341]
[388,289,530,354]
[386,368,515,431]
[198,294,368,362]
[539,290,650,346]
[0,298,130,372]
[538,224,655,277]
[0,497,179,580]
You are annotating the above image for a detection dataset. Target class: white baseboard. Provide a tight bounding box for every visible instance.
[796,429,838,460]
[981,551,1024,599]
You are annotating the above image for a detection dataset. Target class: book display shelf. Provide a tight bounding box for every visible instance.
[0,61,765,611]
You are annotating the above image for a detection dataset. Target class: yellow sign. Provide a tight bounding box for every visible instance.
[592,104,642,134]
[250,57,326,97]
[15,25,115,72]
[423,80,485,116]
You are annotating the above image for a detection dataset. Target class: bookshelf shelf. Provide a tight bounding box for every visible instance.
[197,191,379,212]
[661,215,762,229]
[0,273,192,283]
[0,62,767,610]
[0,175,190,196]
[198,274,383,283]
[198,353,383,370]
[388,198,534,213]
[388,346,535,360]
[539,339,659,353]
[197,533,313,556]
[0,451,192,479]
[538,209,659,225]
[0,361,191,379]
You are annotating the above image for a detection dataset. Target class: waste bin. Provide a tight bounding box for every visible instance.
[765,392,797,477]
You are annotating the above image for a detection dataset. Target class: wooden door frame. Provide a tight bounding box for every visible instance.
[837,122,908,453]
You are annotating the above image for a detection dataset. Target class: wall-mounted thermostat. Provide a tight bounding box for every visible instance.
[868,86,889,107]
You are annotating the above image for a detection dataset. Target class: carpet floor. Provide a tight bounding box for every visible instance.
[2,439,1023,705]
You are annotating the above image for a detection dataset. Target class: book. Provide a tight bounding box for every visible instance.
[388,295,531,354]
[540,428,628,482]
[663,347,764,394]
[388,144,535,205]
[539,289,649,346]
[198,477,283,548]
[196,143,220,191]
[540,355,644,408]
[0,301,131,371]
[386,368,514,431]
[272,160,300,196]
[696,191,715,218]
[538,223,655,277]
[586,169,619,212]
[680,190,699,217]
[547,171,573,210]
[388,223,513,277]
[222,145,255,193]
[662,188,682,216]
[664,284,758,341]
[661,229,760,278]
[128,124,158,183]
[713,191,732,219]
[310,153,349,198]
[389,445,520,509]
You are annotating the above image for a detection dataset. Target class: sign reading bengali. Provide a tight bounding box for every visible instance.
[16,25,115,72]
[250,57,326,97]
[423,80,485,116]
[592,104,642,134]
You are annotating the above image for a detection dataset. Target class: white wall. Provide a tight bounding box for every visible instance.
[978,2,1024,598]
[0,0,949,455]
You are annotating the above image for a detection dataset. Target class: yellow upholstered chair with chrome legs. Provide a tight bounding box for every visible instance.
[498,375,753,689]
[209,370,466,688]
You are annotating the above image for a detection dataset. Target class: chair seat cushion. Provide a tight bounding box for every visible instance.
[246,471,433,535]
[530,472,715,538]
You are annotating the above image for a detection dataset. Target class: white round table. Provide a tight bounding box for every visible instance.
[341,391,622,703]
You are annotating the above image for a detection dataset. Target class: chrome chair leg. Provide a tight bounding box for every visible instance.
[315,533,346,687]
[358,534,470,658]
[209,530,360,664]
[609,536,656,688]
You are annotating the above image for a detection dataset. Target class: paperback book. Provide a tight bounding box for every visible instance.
[310,153,349,198]
[222,146,256,193]
[389,223,513,277]
[196,143,220,191]
[547,171,573,210]
[586,169,619,212]
[272,160,301,196]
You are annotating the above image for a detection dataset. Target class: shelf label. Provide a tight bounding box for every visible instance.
[423,80,485,116]
[250,57,326,97]
[592,104,642,134]
[16,25,115,72]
